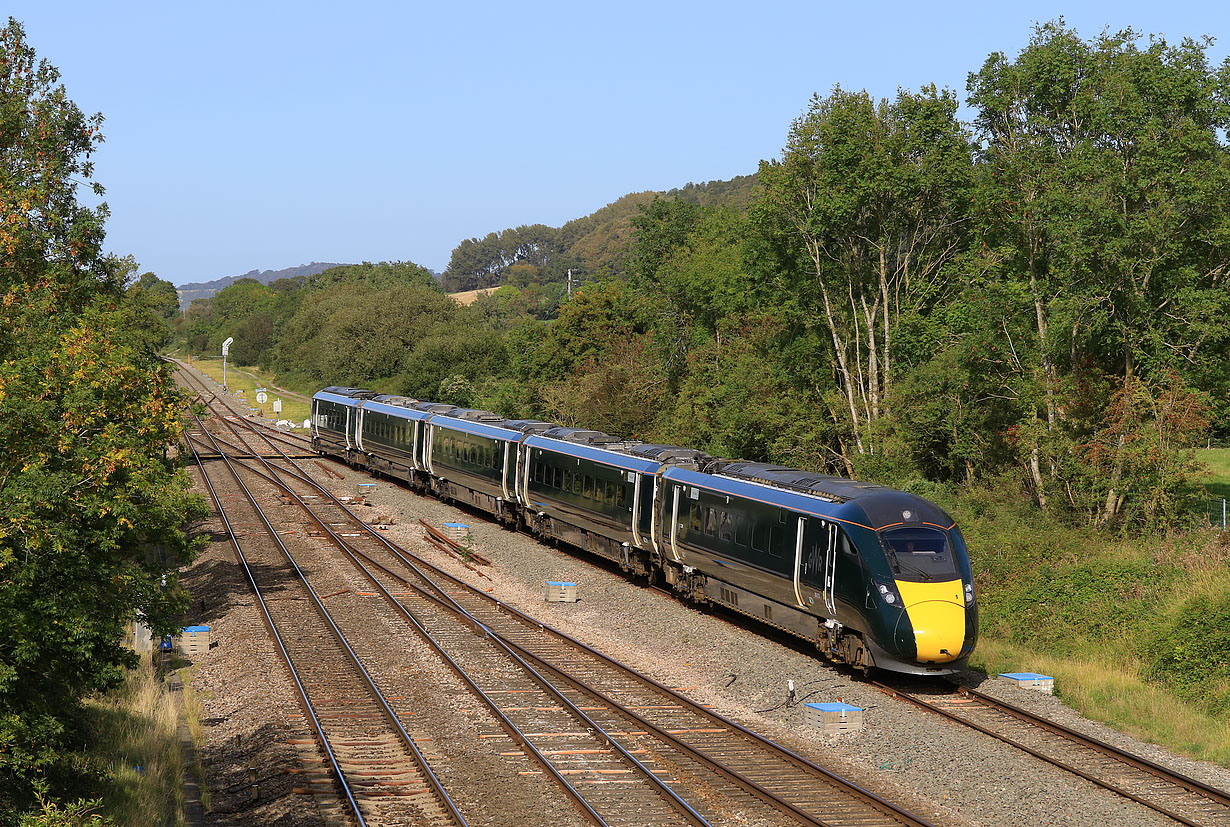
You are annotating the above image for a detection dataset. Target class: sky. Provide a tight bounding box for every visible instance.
[8,2,1229,286]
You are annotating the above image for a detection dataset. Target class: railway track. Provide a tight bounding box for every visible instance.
[179,363,936,826]
[874,680,1230,827]
[188,413,466,826]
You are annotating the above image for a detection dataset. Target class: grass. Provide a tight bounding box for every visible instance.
[176,666,211,812]
[971,638,1230,766]
[179,354,312,424]
[1196,447,1230,501]
[77,653,186,825]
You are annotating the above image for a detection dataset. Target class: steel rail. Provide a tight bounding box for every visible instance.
[185,427,366,825]
[189,391,712,827]
[188,410,469,827]
[874,680,1230,827]
[189,382,934,827]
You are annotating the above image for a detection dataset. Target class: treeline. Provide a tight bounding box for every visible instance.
[0,20,204,821]
[183,23,1230,534]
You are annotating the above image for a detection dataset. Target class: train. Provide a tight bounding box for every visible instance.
[310,386,978,676]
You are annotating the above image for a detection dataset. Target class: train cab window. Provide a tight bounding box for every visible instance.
[751,522,768,552]
[704,507,717,536]
[718,511,734,542]
[879,527,958,581]
[690,504,703,532]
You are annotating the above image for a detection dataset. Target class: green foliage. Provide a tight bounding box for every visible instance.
[0,20,205,815]
[1148,571,1230,715]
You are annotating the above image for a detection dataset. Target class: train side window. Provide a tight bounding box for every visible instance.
[572,473,582,495]
[704,507,717,536]
[563,469,572,492]
[735,517,749,546]
[840,529,858,557]
[616,484,627,507]
[583,476,593,499]
[604,480,615,504]
[718,511,733,542]
[553,467,563,488]
[751,522,768,551]
[534,462,543,484]
[690,504,702,532]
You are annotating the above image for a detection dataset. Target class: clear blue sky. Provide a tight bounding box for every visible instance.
[8,2,1228,285]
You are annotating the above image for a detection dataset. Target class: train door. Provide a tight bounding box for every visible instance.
[798,518,838,616]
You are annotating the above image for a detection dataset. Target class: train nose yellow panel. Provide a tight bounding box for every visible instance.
[896,580,965,663]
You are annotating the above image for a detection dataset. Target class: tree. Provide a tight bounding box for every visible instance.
[967,21,1230,516]
[755,85,973,470]
[0,19,205,813]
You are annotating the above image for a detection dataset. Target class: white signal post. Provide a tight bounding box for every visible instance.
[221,337,234,390]
[256,388,268,416]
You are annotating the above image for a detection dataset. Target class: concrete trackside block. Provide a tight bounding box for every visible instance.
[803,702,862,734]
[999,672,1054,693]
[545,581,578,603]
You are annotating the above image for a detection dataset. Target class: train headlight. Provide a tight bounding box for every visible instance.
[964,583,975,606]
[873,579,902,607]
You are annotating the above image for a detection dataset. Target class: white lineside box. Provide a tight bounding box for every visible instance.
[544,581,578,603]
[442,522,471,544]
[803,702,863,734]
[175,625,211,657]
[998,672,1054,694]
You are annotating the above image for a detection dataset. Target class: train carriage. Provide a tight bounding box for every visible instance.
[309,386,978,676]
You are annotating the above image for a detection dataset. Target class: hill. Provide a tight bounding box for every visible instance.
[175,262,350,308]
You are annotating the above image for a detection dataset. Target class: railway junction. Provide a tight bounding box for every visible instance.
[173,361,1230,827]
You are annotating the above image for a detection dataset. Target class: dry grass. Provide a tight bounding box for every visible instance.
[971,639,1230,766]
[81,653,185,825]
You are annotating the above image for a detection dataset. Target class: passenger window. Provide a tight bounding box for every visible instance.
[718,511,733,542]
[735,518,749,546]
[563,469,572,492]
[604,481,615,504]
[768,525,784,557]
[553,467,563,488]
[690,504,702,532]
[583,476,593,499]
[572,473,582,495]
[751,522,768,552]
[616,484,627,507]
[704,507,717,536]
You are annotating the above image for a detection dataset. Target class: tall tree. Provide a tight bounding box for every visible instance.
[0,19,204,813]
[968,21,1230,518]
[755,85,973,470]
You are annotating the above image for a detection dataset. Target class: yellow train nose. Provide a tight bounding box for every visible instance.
[896,580,966,663]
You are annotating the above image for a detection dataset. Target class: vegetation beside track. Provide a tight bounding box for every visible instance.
[176,353,312,424]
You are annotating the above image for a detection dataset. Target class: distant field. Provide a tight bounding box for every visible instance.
[178,356,312,424]
[1197,448,1230,500]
